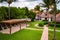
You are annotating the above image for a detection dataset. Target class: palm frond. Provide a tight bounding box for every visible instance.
[0,0,17,2]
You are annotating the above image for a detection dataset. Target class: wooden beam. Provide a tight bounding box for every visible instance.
[10,24,11,34]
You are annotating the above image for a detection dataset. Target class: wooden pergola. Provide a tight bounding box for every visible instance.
[1,19,29,34]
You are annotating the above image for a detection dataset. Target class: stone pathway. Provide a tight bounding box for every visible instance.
[41,25,48,40]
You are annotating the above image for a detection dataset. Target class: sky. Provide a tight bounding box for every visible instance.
[0,0,60,10]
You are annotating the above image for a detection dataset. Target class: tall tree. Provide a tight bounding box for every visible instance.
[7,0,12,19]
[41,0,60,40]
[0,0,16,19]
[51,0,60,40]
[0,0,17,2]
[40,0,56,26]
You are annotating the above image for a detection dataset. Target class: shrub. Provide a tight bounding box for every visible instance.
[50,21,60,27]
[44,21,48,24]
[56,22,60,24]
[39,21,44,26]
[50,23,54,27]
[26,11,36,21]
[56,22,60,27]
[56,24,60,27]
[50,21,54,26]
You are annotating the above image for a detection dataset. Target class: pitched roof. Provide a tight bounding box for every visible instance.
[56,13,60,18]
[56,13,60,22]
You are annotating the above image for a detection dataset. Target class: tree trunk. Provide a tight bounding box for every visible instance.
[8,4,10,20]
[52,14,56,40]
[48,12,50,26]
[47,8,50,26]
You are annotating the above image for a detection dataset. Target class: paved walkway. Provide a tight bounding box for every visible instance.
[41,25,48,40]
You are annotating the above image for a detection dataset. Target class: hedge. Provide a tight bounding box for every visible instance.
[44,21,48,25]
[50,22,60,27]
[39,21,44,26]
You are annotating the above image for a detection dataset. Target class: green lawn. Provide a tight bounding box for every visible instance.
[28,21,40,28]
[49,31,60,40]
[0,21,43,40]
[0,29,42,40]
[49,26,60,40]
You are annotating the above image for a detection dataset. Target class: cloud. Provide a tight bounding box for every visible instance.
[57,3,60,10]
[0,0,60,10]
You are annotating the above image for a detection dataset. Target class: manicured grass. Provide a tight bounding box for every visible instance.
[0,29,42,40]
[28,21,40,28]
[49,31,60,40]
[0,21,43,40]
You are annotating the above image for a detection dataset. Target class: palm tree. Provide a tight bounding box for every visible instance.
[7,0,17,19]
[0,0,16,19]
[51,0,60,40]
[0,0,12,19]
[39,0,55,26]
[7,0,12,19]
[40,0,60,40]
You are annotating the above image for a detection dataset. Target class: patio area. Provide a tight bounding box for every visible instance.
[0,23,29,34]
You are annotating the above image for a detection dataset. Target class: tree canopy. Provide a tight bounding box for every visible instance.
[34,5,40,11]
[0,0,17,2]
[0,6,36,21]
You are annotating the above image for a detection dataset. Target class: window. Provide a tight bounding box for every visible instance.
[45,14,47,16]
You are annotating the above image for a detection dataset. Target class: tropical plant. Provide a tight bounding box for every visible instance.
[39,21,44,26]
[40,0,60,40]
[42,0,60,40]
[34,5,40,11]
[40,0,56,26]
[0,6,8,20]
[0,0,17,19]
[26,11,36,21]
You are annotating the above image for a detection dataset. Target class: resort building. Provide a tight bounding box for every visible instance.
[53,13,60,22]
[40,12,52,22]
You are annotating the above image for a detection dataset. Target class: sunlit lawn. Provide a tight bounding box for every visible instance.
[49,26,60,40]
[28,21,40,28]
[0,21,43,40]
[0,29,42,40]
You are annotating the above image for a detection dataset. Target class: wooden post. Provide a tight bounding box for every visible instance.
[26,21,27,27]
[20,23,21,30]
[10,24,11,34]
[5,23,7,27]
